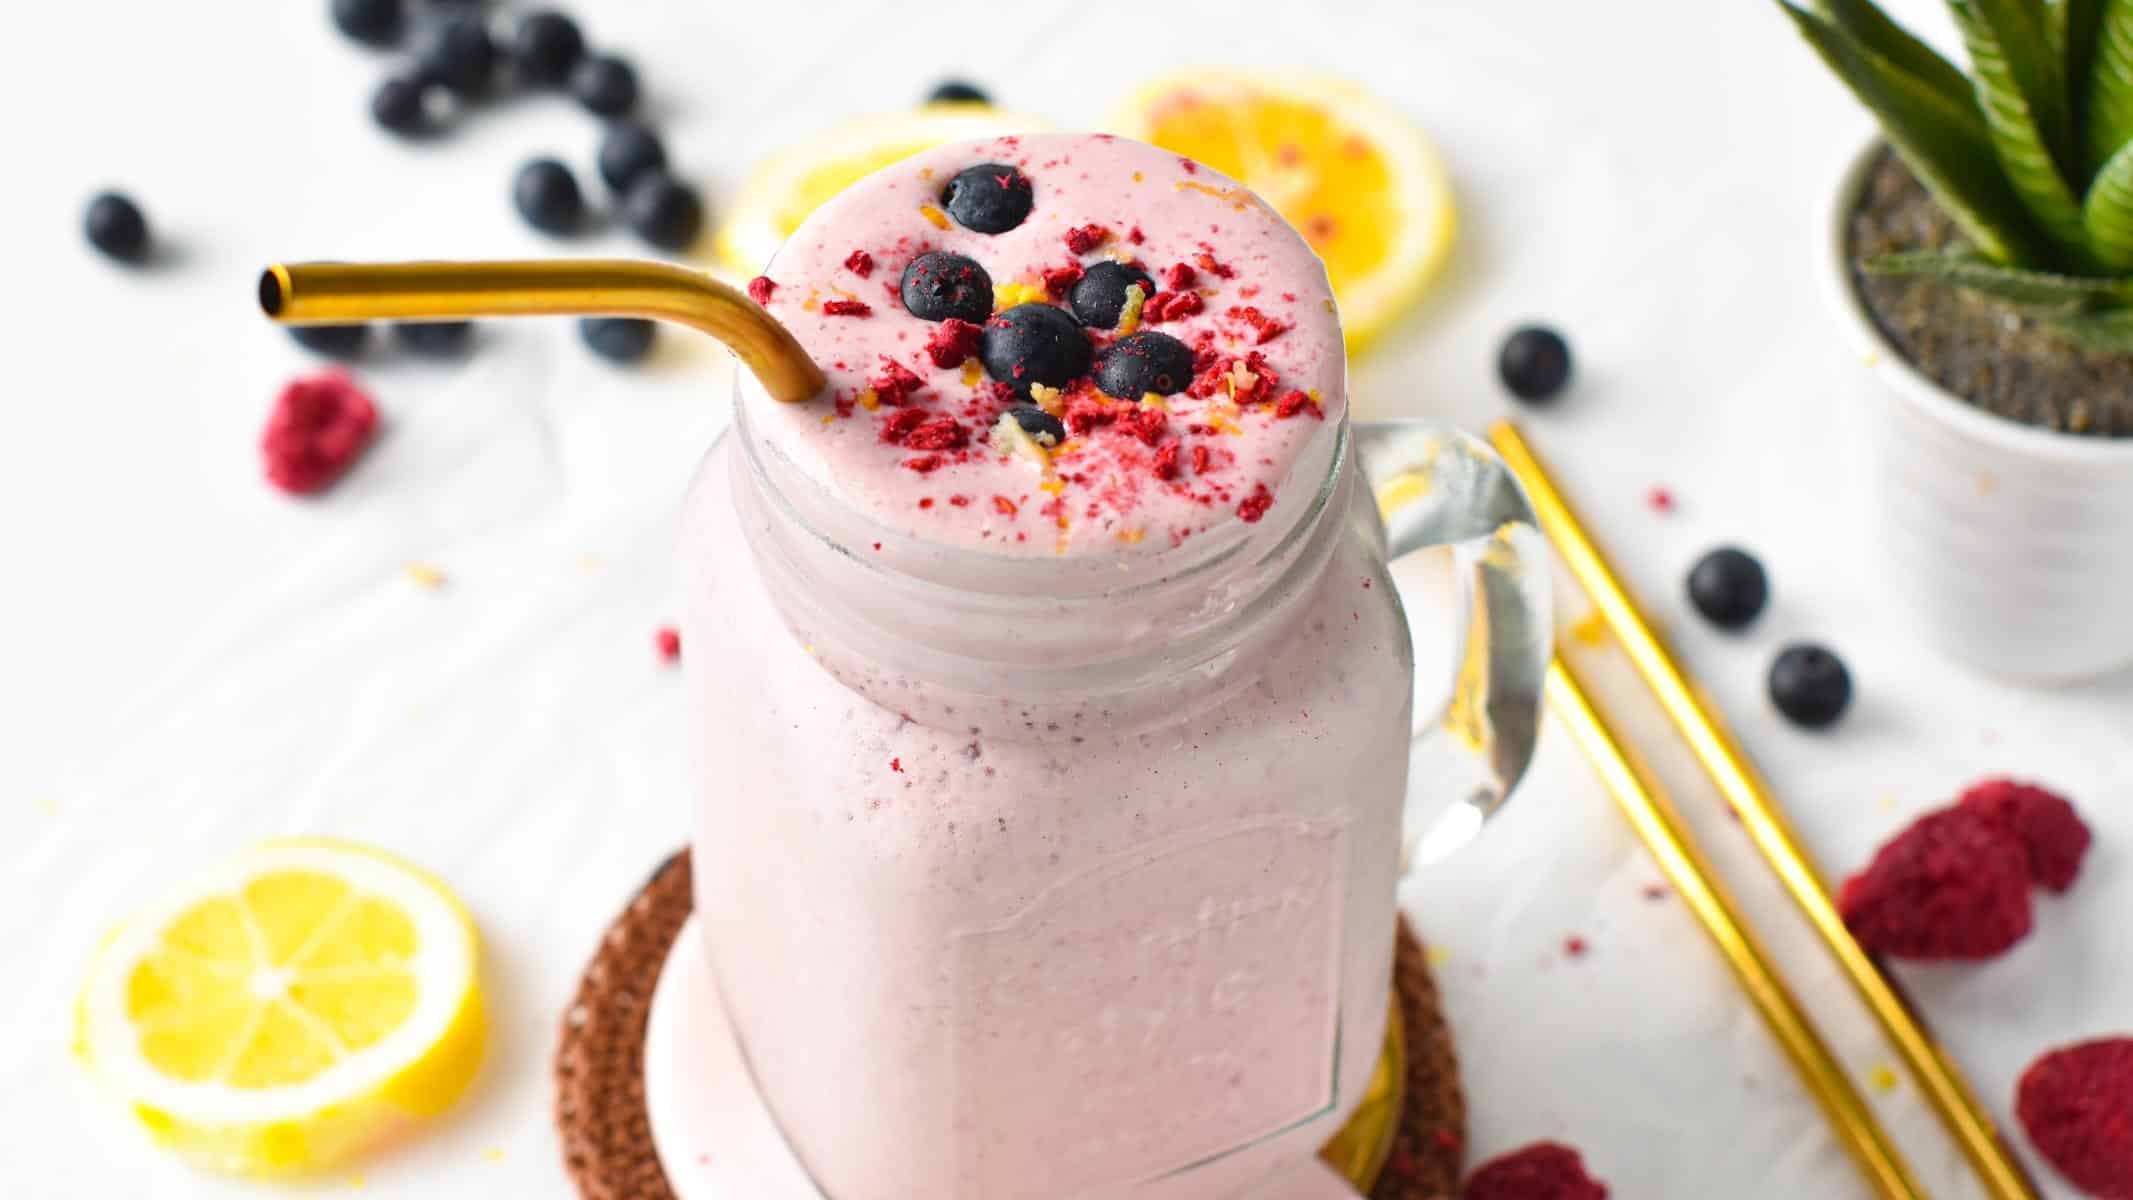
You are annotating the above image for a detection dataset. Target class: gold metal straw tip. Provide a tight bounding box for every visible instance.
[258,266,291,319]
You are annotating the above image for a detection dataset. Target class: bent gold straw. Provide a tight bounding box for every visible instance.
[1489,420,2037,1200]
[1546,656,1924,1199]
[258,260,826,404]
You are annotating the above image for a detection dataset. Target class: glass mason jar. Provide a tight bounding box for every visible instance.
[681,396,1549,1198]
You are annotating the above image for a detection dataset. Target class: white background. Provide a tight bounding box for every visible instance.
[5,1,2130,1196]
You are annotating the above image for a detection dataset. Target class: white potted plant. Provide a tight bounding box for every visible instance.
[1781,0,2133,681]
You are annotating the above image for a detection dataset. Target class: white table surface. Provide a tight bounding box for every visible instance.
[6,1,2129,1196]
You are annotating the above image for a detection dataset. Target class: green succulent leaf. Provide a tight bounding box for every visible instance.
[2082,136,2133,263]
[1866,247,2133,304]
[2088,0,2133,173]
[1782,3,2051,264]
[1949,0,2090,255]
[2042,304,2133,347]
[2050,0,2106,96]
[1814,0,1976,105]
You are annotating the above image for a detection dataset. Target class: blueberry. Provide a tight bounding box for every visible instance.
[1007,405,1065,446]
[371,75,433,135]
[412,11,495,95]
[1069,260,1157,329]
[925,80,991,105]
[980,304,1090,393]
[1769,644,1852,729]
[898,251,993,323]
[332,0,405,46]
[510,10,584,86]
[570,53,638,117]
[1687,547,1769,630]
[83,192,149,263]
[1498,325,1572,403]
[289,324,372,359]
[513,158,583,234]
[580,317,656,363]
[1094,331,1195,399]
[597,119,666,192]
[393,320,473,356]
[942,163,1033,235]
[623,174,704,251]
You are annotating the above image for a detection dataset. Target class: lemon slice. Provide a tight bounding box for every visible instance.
[1112,70,1457,354]
[715,104,1049,275]
[77,839,484,1176]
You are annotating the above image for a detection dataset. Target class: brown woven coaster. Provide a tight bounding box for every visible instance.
[556,850,1465,1200]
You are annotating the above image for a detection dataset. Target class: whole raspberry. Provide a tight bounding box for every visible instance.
[1837,808,2033,960]
[261,372,379,495]
[2017,1037,2133,1199]
[1463,1141,1609,1200]
[1957,778,2092,893]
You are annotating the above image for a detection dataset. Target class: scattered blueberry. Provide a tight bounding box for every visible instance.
[580,316,656,363]
[1069,260,1157,329]
[1498,325,1573,403]
[1094,331,1194,399]
[926,80,991,105]
[597,119,666,192]
[1769,643,1852,729]
[289,323,372,359]
[510,10,585,87]
[1006,405,1066,446]
[393,320,474,356]
[622,174,703,250]
[942,163,1033,235]
[980,304,1091,393]
[83,192,149,263]
[899,251,993,323]
[412,11,496,96]
[570,53,637,117]
[371,75,432,135]
[331,0,405,47]
[513,158,584,234]
[1687,547,1769,630]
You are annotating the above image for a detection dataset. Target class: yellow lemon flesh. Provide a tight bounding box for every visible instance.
[77,839,484,1176]
[715,103,1049,276]
[1113,70,1457,354]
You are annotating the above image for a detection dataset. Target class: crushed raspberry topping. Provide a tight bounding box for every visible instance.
[1126,226,1146,245]
[879,407,931,445]
[1163,262,1197,292]
[1225,304,1290,344]
[923,318,983,369]
[747,275,776,305]
[1274,389,1321,420]
[1957,778,2091,893]
[1064,224,1110,254]
[843,250,875,278]
[1142,291,1205,325]
[655,626,681,663]
[903,454,944,473]
[261,371,379,496]
[869,358,927,406]
[1119,407,1168,446]
[1237,484,1273,524]
[1152,441,1182,481]
[1194,249,1237,279]
[2017,1037,2133,1199]
[1064,395,1120,437]
[902,417,969,451]
[1190,444,1213,475]
[1042,263,1085,298]
[822,299,872,317]
[1462,1142,1609,1200]
[1837,807,2033,960]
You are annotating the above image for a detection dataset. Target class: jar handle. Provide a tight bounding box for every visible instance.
[1353,420,1553,870]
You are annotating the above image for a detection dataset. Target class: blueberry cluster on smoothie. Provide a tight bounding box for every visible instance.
[746,133,1346,555]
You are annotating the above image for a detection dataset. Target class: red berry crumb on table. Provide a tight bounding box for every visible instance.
[1957,777,2092,893]
[261,371,379,495]
[655,626,681,663]
[1463,1141,1609,1200]
[2016,1037,2133,1200]
[1836,807,2034,961]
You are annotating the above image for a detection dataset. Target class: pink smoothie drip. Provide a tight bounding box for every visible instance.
[745,133,1345,556]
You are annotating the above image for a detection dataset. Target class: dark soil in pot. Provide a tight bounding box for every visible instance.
[1848,146,2133,437]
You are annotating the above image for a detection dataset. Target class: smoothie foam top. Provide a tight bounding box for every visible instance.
[746,132,1345,557]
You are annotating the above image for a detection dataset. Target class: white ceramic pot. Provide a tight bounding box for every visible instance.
[1824,138,2133,683]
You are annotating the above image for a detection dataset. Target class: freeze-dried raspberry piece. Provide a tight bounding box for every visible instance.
[923,318,982,369]
[1462,1142,1609,1200]
[261,371,379,495]
[1836,807,2033,960]
[1957,778,2092,893]
[2017,1037,2133,1199]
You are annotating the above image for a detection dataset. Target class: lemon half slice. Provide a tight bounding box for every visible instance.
[715,104,1049,275]
[77,839,484,1176]
[1112,70,1457,354]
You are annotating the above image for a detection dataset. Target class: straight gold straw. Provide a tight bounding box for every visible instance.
[1489,420,2037,1200]
[1546,656,1924,1198]
[258,260,826,404]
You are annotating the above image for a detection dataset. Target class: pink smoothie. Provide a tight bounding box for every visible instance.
[684,134,1411,1199]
